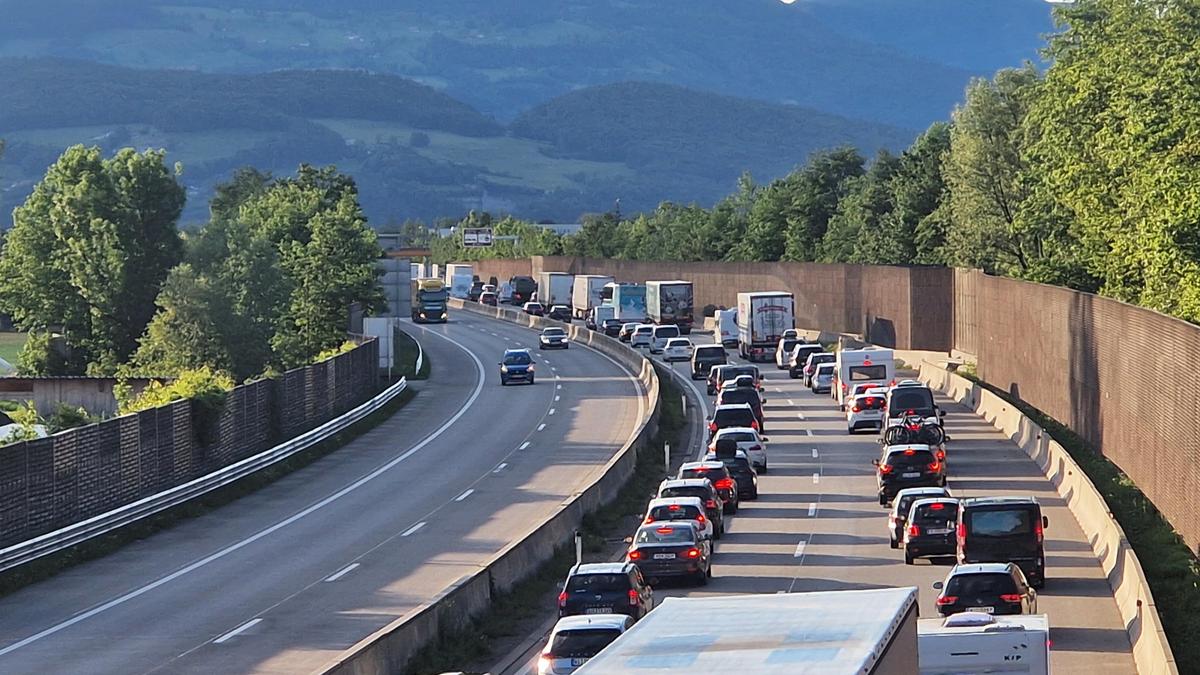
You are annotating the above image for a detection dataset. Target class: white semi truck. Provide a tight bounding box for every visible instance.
[736,291,795,362]
[572,275,615,319]
[576,587,919,674]
[538,272,575,309]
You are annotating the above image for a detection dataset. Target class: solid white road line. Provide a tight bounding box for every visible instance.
[519,442,531,451]
[793,540,807,558]
[454,489,474,502]
[0,328,490,658]
[324,563,360,583]
[537,423,547,431]
[493,463,508,473]
[214,618,262,644]
[401,522,426,537]
[811,448,819,458]
[808,503,818,517]
[812,473,820,484]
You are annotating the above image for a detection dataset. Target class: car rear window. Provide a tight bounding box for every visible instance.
[794,346,822,361]
[550,628,623,658]
[720,458,753,472]
[636,526,695,544]
[888,449,935,468]
[660,486,709,501]
[654,326,680,339]
[717,390,759,407]
[714,409,756,426]
[695,346,725,360]
[781,339,799,353]
[722,366,757,381]
[968,508,1035,537]
[912,502,959,524]
[717,431,757,443]
[945,573,1018,596]
[635,326,653,335]
[816,364,835,375]
[849,364,887,380]
[648,504,704,521]
[681,465,729,481]
[667,338,690,348]
[811,354,835,366]
[566,573,629,593]
[891,388,936,411]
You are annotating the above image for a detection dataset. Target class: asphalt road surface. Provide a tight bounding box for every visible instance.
[0,313,644,675]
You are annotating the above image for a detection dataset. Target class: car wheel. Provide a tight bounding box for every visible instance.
[727,503,738,515]
[500,379,507,386]
[697,569,709,586]
[707,387,715,395]
[759,464,767,474]
[904,551,914,565]
[879,494,888,506]
[529,376,535,385]
[789,371,798,379]
[889,537,899,550]
[750,489,759,500]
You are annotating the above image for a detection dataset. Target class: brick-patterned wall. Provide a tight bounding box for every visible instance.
[0,338,379,548]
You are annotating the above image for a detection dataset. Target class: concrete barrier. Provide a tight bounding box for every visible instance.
[919,363,1179,675]
[316,301,661,675]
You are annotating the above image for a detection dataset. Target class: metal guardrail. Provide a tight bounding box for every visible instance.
[0,377,409,574]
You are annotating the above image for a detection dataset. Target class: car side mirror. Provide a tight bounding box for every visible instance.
[623,535,633,544]
[1042,516,1049,529]
[932,581,944,591]
[871,459,880,466]
[938,409,946,418]
[760,436,770,442]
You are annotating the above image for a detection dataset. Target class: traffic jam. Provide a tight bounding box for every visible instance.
[450,269,1054,674]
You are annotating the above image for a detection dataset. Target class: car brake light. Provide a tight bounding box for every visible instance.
[936,595,958,606]
[686,548,701,559]
[715,478,734,490]
[558,590,568,608]
[643,516,654,523]
[908,524,920,538]
[851,405,861,413]
[957,522,967,544]
[750,420,759,430]
[1000,594,1024,603]
[749,444,762,452]
[879,464,894,475]
[928,461,941,472]
[696,513,706,523]
[628,589,640,606]
[628,549,642,560]
[706,499,717,509]
[655,527,675,534]
[709,422,717,431]
[1035,520,1044,543]
[903,449,916,456]
[936,449,945,461]
[930,502,946,511]
[668,504,681,511]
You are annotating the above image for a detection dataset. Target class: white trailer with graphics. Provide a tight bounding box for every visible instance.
[736,291,795,362]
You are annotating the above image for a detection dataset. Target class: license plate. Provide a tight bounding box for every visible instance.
[585,607,612,614]
[572,658,588,667]
[967,606,995,614]
[928,528,951,534]
[902,472,921,478]
[653,553,676,560]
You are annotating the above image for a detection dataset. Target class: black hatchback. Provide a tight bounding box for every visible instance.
[558,562,653,620]
[933,563,1038,616]
[903,498,960,564]
[874,445,945,505]
[715,388,765,433]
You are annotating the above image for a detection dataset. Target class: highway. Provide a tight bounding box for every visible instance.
[508,329,1135,674]
[0,314,644,675]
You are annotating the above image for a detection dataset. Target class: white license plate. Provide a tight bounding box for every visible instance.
[653,553,676,560]
[967,606,995,614]
[928,528,951,534]
[902,472,921,478]
[572,658,588,667]
[585,607,612,614]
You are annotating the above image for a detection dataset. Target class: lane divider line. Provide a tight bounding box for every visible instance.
[519,442,530,451]
[214,618,261,644]
[807,503,817,517]
[554,395,560,402]
[401,522,426,537]
[548,408,556,416]
[493,463,508,473]
[454,489,474,502]
[324,563,360,583]
[537,423,546,432]
[793,540,807,558]
[805,429,814,436]
[787,399,795,406]
[797,412,805,420]
[812,473,820,484]
[811,448,819,458]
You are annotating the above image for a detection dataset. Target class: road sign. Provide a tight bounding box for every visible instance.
[462,227,494,247]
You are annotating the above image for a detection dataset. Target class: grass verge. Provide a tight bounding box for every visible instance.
[0,387,416,600]
[959,371,1199,670]
[404,365,687,675]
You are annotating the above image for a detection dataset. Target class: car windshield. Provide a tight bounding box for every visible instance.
[636,525,696,544]
[660,486,709,502]
[649,504,704,521]
[504,352,532,365]
[945,573,1018,596]
[566,573,629,593]
[543,328,565,336]
[550,628,623,658]
[717,431,757,443]
[968,508,1035,537]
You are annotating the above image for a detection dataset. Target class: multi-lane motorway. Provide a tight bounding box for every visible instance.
[0,315,643,675]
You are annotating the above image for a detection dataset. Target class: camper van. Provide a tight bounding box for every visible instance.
[834,348,894,408]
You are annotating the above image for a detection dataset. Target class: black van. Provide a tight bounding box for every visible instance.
[957,496,1048,588]
[691,345,728,380]
[509,275,537,305]
[885,382,941,422]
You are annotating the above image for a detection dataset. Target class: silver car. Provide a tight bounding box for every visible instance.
[812,363,835,393]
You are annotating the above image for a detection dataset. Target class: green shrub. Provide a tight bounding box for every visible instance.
[315,340,357,362]
[117,367,235,446]
[46,404,96,433]
[0,401,45,446]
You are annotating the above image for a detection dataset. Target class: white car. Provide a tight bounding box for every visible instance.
[539,327,569,350]
[643,496,714,540]
[662,337,693,362]
[707,426,768,471]
[650,324,681,353]
[539,614,634,675]
[846,391,886,433]
[630,324,654,348]
[774,336,803,369]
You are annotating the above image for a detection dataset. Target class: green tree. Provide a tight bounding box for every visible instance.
[820,150,901,263]
[0,146,184,374]
[131,264,236,376]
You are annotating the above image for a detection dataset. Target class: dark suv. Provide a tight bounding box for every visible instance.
[708,403,759,441]
[678,461,739,514]
[873,444,945,505]
[691,345,728,380]
[957,497,1049,588]
[903,497,960,564]
[788,344,826,380]
[885,382,942,424]
[499,348,535,385]
[715,387,765,433]
[933,563,1038,616]
[558,562,653,620]
[710,364,762,397]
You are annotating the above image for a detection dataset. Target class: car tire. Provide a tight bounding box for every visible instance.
[707,387,715,395]
[750,489,759,500]
[697,570,709,586]
[759,464,767,474]
[727,503,738,515]
[879,494,888,506]
[889,538,899,550]
[529,376,535,385]
[904,551,914,565]
[789,371,798,379]
[500,379,507,386]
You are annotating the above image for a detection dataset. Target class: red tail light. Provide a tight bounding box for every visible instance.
[851,406,861,413]
[655,527,675,534]
[1035,520,1044,543]
[879,464,894,475]
[1000,594,1024,603]
[928,461,941,472]
[709,422,717,431]
[903,449,916,456]
[628,589,640,606]
[714,478,734,490]
[668,504,681,511]
[936,449,946,461]
[686,548,701,559]
[750,420,759,430]
[936,595,958,606]
[558,591,568,608]
[706,499,718,509]
[643,516,654,523]
[908,524,920,538]
[628,549,642,560]
[749,444,762,451]
[957,522,967,545]
[696,513,706,523]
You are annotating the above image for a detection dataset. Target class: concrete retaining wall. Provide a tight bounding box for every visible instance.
[317,300,660,675]
[919,363,1178,675]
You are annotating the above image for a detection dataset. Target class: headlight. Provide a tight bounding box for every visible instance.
[501,365,509,373]
[528,365,535,371]
[441,312,447,319]
[419,312,426,318]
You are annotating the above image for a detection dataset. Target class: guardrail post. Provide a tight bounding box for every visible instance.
[574,530,582,567]
[664,443,671,475]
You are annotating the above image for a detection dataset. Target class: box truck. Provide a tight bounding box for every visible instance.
[577,587,919,674]
[736,292,795,362]
[538,272,575,309]
[607,283,648,322]
[572,275,615,319]
[646,280,695,334]
[918,613,1050,675]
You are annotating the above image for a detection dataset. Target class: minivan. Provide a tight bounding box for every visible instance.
[957,497,1048,588]
[650,325,681,353]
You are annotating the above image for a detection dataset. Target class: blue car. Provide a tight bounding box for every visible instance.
[500,348,536,385]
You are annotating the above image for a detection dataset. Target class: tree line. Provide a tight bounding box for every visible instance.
[0,147,384,382]
[433,0,1200,326]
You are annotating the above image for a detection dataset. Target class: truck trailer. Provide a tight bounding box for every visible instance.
[538,272,575,309]
[736,291,795,362]
[572,275,615,319]
[607,283,648,322]
[576,587,919,674]
[646,280,695,334]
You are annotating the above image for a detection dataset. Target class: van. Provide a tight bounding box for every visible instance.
[715,309,738,347]
[691,344,728,380]
[885,381,941,423]
[650,325,680,353]
[957,497,1048,588]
